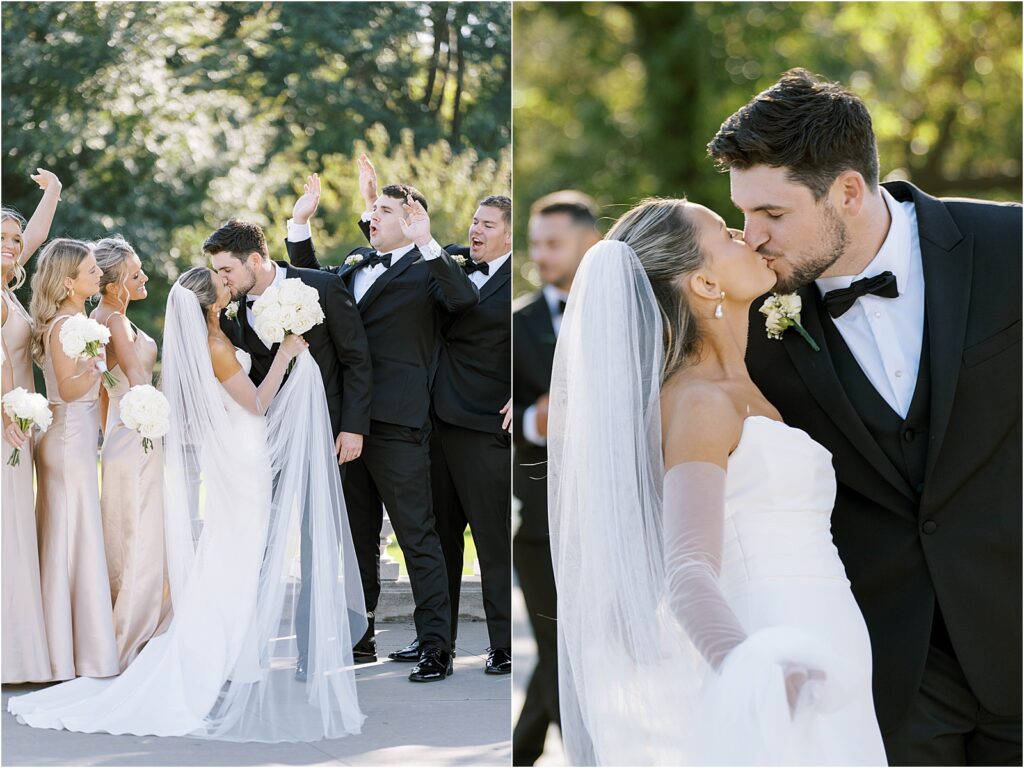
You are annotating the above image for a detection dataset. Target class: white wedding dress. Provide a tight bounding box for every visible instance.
[547,240,887,765]
[9,283,366,742]
[8,350,271,736]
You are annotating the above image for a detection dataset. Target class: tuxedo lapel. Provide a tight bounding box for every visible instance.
[917,200,973,486]
[479,260,511,303]
[357,249,418,311]
[781,287,917,502]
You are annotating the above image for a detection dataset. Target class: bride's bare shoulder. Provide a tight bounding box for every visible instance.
[208,335,241,381]
[661,377,744,469]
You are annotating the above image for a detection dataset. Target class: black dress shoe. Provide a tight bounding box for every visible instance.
[389,638,457,662]
[353,613,376,664]
[408,647,453,682]
[485,647,511,675]
[295,659,307,682]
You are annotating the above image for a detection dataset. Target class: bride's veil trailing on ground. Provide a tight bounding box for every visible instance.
[546,240,704,765]
[161,282,366,742]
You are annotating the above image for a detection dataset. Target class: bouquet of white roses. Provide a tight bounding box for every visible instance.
[58,314,118,387]
[252,278,325,347]
[2,387,53,466]
[119,384,170,454]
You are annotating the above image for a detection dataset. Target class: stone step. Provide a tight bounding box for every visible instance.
[375,575,485,621]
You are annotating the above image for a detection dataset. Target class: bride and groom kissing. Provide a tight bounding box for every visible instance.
[551,68,1021,766]
[9,168,485,739]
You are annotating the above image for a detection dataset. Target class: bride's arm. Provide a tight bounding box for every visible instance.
[210,335,308,416]
[661,383,748,671]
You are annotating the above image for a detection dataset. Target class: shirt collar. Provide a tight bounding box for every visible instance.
[383,241,418,263]
[816,187,912,297]
[543,283,570,313]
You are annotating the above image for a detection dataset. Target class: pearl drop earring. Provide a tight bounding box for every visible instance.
[714,291,725,319]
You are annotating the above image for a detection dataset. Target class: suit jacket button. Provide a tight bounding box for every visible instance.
[915,482,925,494]
[921,520,938,535]
[903,428,916,442]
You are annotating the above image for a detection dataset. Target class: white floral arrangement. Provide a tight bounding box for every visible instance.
[1,387,52,466]
[345,254,364,267]
[119,384,170,454]
[58,314,118,387]
[759,293,820,352]
[224,301,239,320]
[452,254,467,267]
[252,278,325,346]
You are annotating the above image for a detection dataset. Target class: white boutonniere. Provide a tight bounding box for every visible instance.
[224,301,239,320]
[452,254,467,267]
[759,293,820,352]
[345,254,364,267]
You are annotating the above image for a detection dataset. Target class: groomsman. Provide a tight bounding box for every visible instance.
[386,195,513,674]
[286,173,478,683]
[513,191,600,766]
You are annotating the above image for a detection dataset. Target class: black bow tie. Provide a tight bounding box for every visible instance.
[557,299,567,315]
[245,296,257,305]
[463,259,489,276]
[363,251,392,269]
[822,271,899,318]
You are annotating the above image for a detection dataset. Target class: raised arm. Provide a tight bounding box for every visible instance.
[210,334,307,416]
[399,198,478,313]
[20,169,62,265]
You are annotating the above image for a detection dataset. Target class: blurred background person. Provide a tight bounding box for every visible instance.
[512,190,600,766]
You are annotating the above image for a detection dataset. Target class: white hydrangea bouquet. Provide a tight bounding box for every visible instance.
[759,293,820,352]
[119,384,170,454]
[2,387,53,466]
[58,314,118,387]
[252,278,324,351]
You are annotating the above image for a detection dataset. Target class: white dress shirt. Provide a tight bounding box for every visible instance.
[246,264,288,349]
[469,251,511,289]
[522,284,571,446]
[815,187,925,418]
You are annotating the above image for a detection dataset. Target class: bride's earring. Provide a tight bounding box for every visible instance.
[714,291,725,319]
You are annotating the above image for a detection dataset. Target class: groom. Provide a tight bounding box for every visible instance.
[286,174,479,683]
[710,69,1021,765]
[203,218,373,680]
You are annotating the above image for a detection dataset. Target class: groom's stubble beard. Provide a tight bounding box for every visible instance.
[230,262,259,301]
[767,202,849,294]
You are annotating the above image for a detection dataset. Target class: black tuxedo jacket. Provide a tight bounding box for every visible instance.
[432,244,511,435]
[746,181,1022,731]
[286,236,478,430]
[512,290,558,541]
[219,261,373,436]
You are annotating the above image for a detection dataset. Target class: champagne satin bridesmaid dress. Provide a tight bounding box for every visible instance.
[34,316,119,680]
[100,318,171,670]
[1,289,52,683]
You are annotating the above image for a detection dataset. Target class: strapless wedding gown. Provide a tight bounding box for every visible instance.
[682,416,886,765]
[8,350,272,737]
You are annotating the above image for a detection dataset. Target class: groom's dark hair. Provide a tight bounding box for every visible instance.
[707,68,880,200]
[381,183,429,212]
[202,219,270,262]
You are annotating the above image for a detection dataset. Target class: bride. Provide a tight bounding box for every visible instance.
[8,267,366,742]
[548,198,887,765]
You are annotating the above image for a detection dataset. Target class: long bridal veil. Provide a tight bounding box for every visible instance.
[547,240,702,765]
[162,283,366,742]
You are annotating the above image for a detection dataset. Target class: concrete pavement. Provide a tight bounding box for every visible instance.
[1,620,510,767]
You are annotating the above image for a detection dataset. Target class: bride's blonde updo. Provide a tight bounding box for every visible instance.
[29,238,94,364]
[176,267,219,318]
[605,198,705,383]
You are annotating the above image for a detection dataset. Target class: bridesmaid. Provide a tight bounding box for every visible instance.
[90,235,171,670]
[30,238,119,680]
[1,169,63,684]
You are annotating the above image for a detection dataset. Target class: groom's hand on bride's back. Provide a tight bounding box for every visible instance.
[335,431,363,464]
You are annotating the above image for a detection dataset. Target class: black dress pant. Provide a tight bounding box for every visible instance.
[884,610,1022,766]
[512,533,560,766]
[342,419,451,651]
[431,418,512,649]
